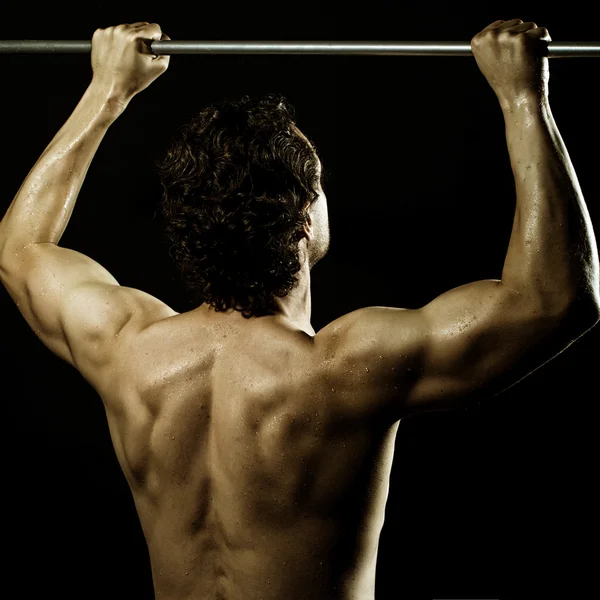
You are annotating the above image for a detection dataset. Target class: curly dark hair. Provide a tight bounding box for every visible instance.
[156,94,321,318]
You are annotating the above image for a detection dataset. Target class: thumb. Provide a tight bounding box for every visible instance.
[526,26,552,43]
[155,33,170,62]
[147,32,170,64]
[141,30,170,54]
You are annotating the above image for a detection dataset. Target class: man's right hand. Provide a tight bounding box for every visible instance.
[471,19,552,107]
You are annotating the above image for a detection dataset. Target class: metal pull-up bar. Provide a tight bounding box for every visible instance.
[0,40,599,57]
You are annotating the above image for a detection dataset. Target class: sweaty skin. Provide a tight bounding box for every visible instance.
[0,19,598,600]
[97,305,398,600]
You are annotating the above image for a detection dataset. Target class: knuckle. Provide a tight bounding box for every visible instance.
[472,30,497,48]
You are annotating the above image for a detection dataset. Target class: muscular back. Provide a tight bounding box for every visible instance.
[81,269,597,600]
[93,305,401,600]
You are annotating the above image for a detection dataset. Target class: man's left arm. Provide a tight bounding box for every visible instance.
[0,23,173,378]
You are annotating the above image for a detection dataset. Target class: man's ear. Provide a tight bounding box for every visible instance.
[303,211,314,241]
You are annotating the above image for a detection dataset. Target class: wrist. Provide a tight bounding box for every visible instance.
[87,79,132,119]
[497,89,549,114]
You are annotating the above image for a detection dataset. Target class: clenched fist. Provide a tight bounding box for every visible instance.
[471,19,552,107]
[91,22,170,103]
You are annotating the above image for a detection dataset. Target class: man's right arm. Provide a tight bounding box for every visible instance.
[319,19,599,421]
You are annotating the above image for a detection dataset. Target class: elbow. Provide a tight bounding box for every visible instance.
[519,286,600,333]
[559,292,600,331]
[567,263,600,325]
[582,293,600,324]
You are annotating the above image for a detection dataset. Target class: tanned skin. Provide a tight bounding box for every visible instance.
[0,19,598,600]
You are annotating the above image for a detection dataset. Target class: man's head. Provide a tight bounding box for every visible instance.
[157,94,330,318]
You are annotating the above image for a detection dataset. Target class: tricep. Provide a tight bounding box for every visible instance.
[324,279,594,422]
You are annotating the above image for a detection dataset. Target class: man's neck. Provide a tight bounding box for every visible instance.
[273,259,314,336]
[195,259,314,335]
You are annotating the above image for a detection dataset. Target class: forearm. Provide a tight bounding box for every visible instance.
[500,95,599,310]
[0,82,126,252]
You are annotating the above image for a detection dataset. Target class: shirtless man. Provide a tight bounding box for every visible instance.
[0,18,598,600]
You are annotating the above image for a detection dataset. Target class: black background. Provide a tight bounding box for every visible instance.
[1,1,598,599]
